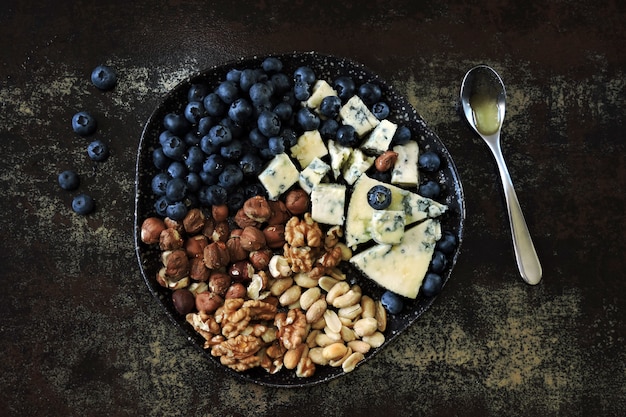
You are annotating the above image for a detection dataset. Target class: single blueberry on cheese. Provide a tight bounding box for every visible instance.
[361,119,398,156]
[342,148,375,185]
[391,141,419,186]
[299,157,331,193]
[306,79,338,109]
[258,153,300,200]
[327,140,352,179]
[350,219,442,299]
[310,183,346,225]
[290,130,329,168]
[339,95,380,138]
[371,210,406,244]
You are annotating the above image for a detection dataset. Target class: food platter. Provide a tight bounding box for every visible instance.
[134,52,465,387]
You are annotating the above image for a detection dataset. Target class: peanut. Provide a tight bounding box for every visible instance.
[318,276,339,292]
[332,286,362,309]
[300,287,322,310]
[353,317,379,337]
[362,331,385,348]
[306,298,327,323]
[279,285,301,306]
[360,295,376,318]
[342,351,365,373]
[326,281,350,305]
[375,300,387,332]
[322,342,348,361]
[323,309,342,334]
[269,277,293,296]
[347,340,371,354]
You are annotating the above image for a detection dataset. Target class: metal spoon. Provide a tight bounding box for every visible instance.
[460,65,542,285]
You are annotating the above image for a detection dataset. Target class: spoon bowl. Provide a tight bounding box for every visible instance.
[460,65,542,285]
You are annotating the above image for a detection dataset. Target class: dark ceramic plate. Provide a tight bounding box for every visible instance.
[134,52,465,387]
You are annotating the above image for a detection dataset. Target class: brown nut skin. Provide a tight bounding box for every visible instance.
[228,260,255,282]
[164,217,184,232]
[263,225,286,249]
[185,234,208,258]
[141,217,166,245]
[159,228,184,251]
[267,200,291,225]
[211,220,230,243]
[243,195,273,223]
[189,257,211,281]
[203,241,231,270]
[240,226,267,251]
[234,208,260,229]
[182,208,206,234]
[208,271,232,296]
[172,289,195,315]
[224,282,247,299]
[249,248,273,270]
[195,292,224,313]
[164,250,190,280]
[375,150,399,172]
[285,189,309,215]
[211,204,229,222]
[226,230,248,262]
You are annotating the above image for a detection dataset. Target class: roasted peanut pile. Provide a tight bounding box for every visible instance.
[140,191,386,377]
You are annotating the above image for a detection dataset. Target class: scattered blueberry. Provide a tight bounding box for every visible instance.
[293,81,310,101]
[239,68,258,92]
[418,180,441,199]
[228,98,254,124]
[225,68,242,84]
[273,101,293,122]
[226,189,246,212]
[151,172,170,196]
[248,128,269,149]
[294,66,316,84]
[208,124,233,147]
[367,185,392,210]
[243,183,267,199]
[165,177,188,203]
[249,82,273,105]
[280,128,298,147]
[333,76,356,101]
[262,57,283,73]
[72,111,97,136]
[166,201,188,221]
[296,107,320,131]
[391,126,412,145]
[163,113,190,136]
[429,251,448,274]
[154,196,169,217]
[335,125,360,147]
[381,291,404,314]
[418,151,441,172]
[86,139,109,162]
[197,116,215,136]
[152,148,170,170]
[199,184,228,206]
[239,153,264,176]
[161,135,186,161]
[215,80,239,104]
[72,193,95,215]
[218,164,244,190]
[184,146,204,172]
[187,83,210,102]
[267,136,285,155]
[184,101,206,124]
[203,153,226,176]
[358,82,382,106]
[421,272,443,297]
[58,170,80,190]
[319,95,342,119]
[90,65,117,90]
[185,172,203,193]
[319,119,339,140]
[221,139,244,160]
[167,161,188,179]
[270,72,291,95]
[371,102,390,120]
[203,93,227,117]
[436,231,457,254]
[184,131,201,146]
[257,111,281,137]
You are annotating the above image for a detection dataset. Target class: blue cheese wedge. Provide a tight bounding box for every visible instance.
[258,153,300,200]
[391,141,419,186]
[360,119,397,156]
[299,157,331,194]
[371,210,406,245]
[339,95,380,137]
[327,140,352,179]
[290,130,329,168]
[342,148,375,185]
[310,183,346,225]
[306,79,338,109]
[350,219,442,299]
[345,174,447,248]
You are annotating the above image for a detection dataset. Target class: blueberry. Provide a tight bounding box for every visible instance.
[243,183,267,199]
[369,169,391,183]
[152,147,170,170]
[199,184,228,206]
[367,185,392,210]
[200,134,219,155]
[163,113,190,136]
[249,82,273,105]
[257,111,281,137]
[273,101,293,122]
[226,189,246,212]
[333,76,356,101]
[268,136,285,155]
[228,98,253,124]
[418,151,441,172]
[161,135,186,161]
[239,68,258,92]
[392,125,412,145]
[90,65,117,90]
[167,161,188,179]
[293,81,310,101]
[165,177,187,203]
[208,124,233,147]
[226,68,242,83]
[184,101,206,124]
[218,164,244,190]
[221,139,244,160]
[185,172,203,193]
[72,193,95,215]
[239,153,264,176]
[215,80,239,104]
[262,57,283,73]
[203,93,227,117]
[294,66,316,84]
[154,196,169,217]
[58,170,80,190]
[159,130,174,145]
[87,139,109,162]
[184,131,201,146]
[187,83,210,102]
[199,171,218,186]
[248,128,268,149]
[151,172,170,196]
[197,116,215,136]
[436,231,457,254]
[219,117,244,139]
[270,73,291,95]
[381,291,404,314]
[319,95,342,119]
[280,128,298,148]
[72,111,97,136]
[371,102,390,120]
[421,272,443,297]
[418,180,441,199]
[430,251,448,274]
[203,153,226,176]
[166,201,188,221]
[319,119,339,140]
[296,107,320,131]
[358,83,382,106]
[335,125,360,147]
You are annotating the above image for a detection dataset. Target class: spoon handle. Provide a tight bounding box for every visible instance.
[489,142,542,285]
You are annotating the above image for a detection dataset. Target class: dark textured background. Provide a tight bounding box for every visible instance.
[1,1,624,416]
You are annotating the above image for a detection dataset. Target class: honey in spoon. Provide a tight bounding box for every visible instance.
[470,92,500,135]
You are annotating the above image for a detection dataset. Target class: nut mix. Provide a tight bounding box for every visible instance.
[140,193,388,377]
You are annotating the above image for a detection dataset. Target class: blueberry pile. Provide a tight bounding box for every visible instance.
[58,64,117,215]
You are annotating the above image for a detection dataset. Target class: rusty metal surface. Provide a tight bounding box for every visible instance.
[1,1,624,416]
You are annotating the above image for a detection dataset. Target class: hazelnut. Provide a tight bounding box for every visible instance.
[211,204,229,222]
[211,220,230,243]
[249,248,273,270]
[141,217,166,245]
[164,217,184,232]
[182,208,206,234]
[172,289,195,315]
[240,226,266,251]
[195,291,223,313]
[159,228,183,251]
[263,225,286,249]
[228,260,255,282]
[285,189,309,215]
[267,200,291,225]
[201,217,216,239]
[226,231,248,262]
[225,282,247,299]
[375,150,399,172]
[203,241,230,270]
[234,208,260,229]
[185,234,208,258]
[163,249,189,280]
[208,271,232,296]
[243,195,272,223]
[189,257,211,281]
